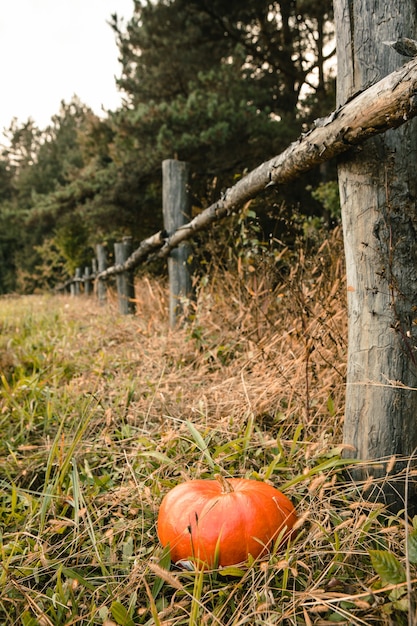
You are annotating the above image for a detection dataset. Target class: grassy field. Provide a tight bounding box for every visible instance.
[1,229,416,625]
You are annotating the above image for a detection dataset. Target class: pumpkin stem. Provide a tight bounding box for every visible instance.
[215,474,234,493]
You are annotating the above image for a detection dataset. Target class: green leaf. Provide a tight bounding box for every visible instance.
[151,544,171,598]
[48,564,96,591]
[21,612,40,626]
[111,601,135,626]
[392,596,409,612]
[327,394,336,417]
[328,611,349,623]
[122,536,134,563]
[186,420,215,469]
[138,450,172,464]
[369,550,406,585]
[217,566,246,578]
[290,423,303,457]
[279,456,361,491]
[407,529,417,563]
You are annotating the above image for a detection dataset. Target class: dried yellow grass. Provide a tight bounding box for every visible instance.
[1,227,415,625]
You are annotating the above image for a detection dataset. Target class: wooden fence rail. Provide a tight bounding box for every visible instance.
[56,55,417,325]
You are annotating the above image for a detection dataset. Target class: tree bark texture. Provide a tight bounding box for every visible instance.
[335,0,417,510]
[83,267,92,296]
[96,244,107,304]
[73,268,82,296]
[114,237,136,315]
[162,159,193,328]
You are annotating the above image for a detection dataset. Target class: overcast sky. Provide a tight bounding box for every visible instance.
[0,0,134,142]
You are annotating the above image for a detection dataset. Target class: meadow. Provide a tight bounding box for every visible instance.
[1,228,415,625]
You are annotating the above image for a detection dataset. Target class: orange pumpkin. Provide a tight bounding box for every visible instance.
[157,475,297,567]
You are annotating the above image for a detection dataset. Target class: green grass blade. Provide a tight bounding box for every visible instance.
[186,420,215,469]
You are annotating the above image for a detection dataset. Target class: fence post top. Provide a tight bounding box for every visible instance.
[162,158,190,169]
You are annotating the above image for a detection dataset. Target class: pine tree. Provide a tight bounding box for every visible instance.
[109,0,336,227]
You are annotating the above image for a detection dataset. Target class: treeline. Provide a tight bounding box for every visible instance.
[0,0,337,294]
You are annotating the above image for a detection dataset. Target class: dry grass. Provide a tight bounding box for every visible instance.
[1,227,416,625]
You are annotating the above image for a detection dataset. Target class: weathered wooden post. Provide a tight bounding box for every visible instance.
[84,267,92,296]
[114,237,136,315]
[72,268,82,296]
[335,0,417,512]
[162,159,193,327]
[96,244,108,305]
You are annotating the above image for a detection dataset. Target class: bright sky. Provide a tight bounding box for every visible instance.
[0,0,134,142]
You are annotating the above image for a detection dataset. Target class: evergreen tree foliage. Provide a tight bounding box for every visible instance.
[110,0,335,202]
[0,99,97,291]
[0,1,336,293]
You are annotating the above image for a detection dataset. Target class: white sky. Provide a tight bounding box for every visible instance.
[0,0,134,142]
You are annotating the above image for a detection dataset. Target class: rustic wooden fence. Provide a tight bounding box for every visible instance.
[57,159,194,324]
[56,55,417,327]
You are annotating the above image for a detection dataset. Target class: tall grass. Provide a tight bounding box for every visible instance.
[1,228,416,625]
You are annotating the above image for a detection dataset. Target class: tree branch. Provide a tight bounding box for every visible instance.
[97,56,417,277]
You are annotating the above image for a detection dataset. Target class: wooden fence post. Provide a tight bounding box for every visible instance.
[162,159,193,327]
[84,267,92,296]
[96,244,107,305]
[114,237,136,314]
[72,268,82,296]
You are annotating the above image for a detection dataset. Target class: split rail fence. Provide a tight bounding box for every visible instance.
[56,55,417,326]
